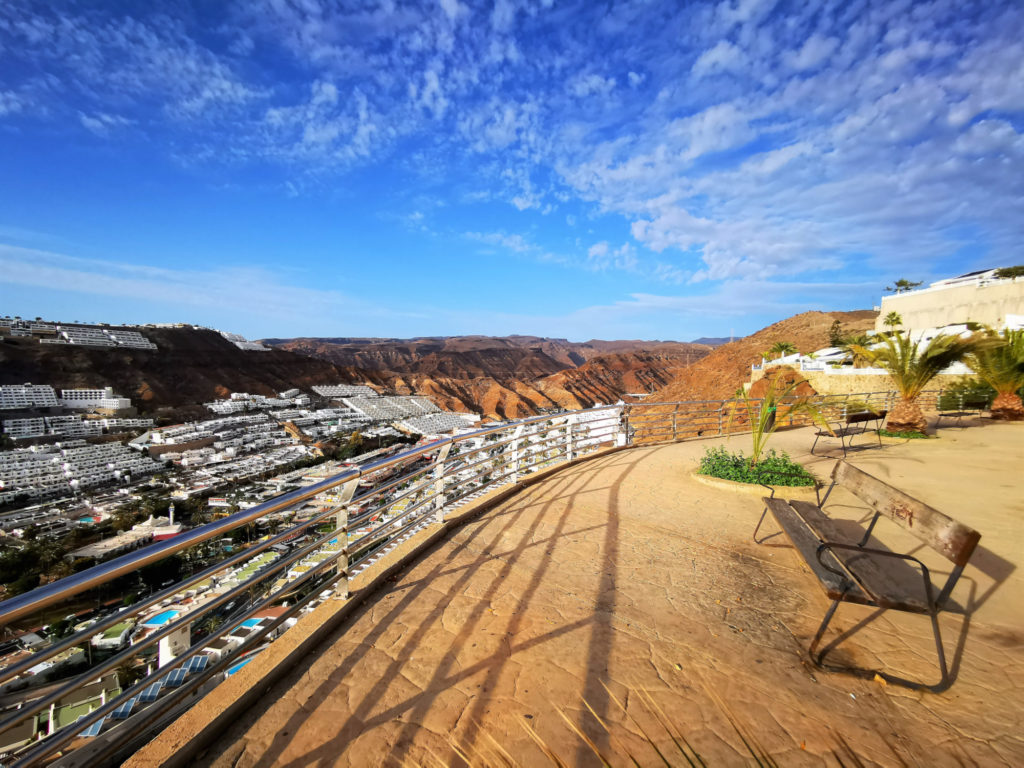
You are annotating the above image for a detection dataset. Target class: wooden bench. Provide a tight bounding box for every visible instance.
[810,409,887,457]
[935,397,990,429]
[753,460,980,689]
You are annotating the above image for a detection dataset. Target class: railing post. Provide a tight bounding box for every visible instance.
[506,425,525,484]
[433,442,453,523]
[565,415,575,461]
[672,405,679,441]
[616,406,631,446]
[334,478,359,600]
[717,402,724,436]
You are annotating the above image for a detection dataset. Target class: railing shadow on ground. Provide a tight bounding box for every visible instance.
[209,448,648,768]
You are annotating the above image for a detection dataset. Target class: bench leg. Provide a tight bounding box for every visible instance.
[809,600,951,691]
[753,506,773,543]
[810,432,821,456]
[808,598,841,665]
[929,609,951,689]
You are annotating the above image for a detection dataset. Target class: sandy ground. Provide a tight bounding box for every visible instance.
[136,418,1024,767]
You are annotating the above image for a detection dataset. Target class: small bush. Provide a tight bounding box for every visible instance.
[698,446,816,486]
[938,377,995,411]
[878,428,929,439]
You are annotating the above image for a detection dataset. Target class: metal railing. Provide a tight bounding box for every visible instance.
[0,391,936,764]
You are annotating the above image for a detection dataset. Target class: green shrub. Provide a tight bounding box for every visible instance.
[994,265,1024,279]
[937,377,996,410]
[698,446,816,486]
[878,428,929,439]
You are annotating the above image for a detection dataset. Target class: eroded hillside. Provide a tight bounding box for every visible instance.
[651,310,878,403]
[266,336,713,419]
[0,327,374,422]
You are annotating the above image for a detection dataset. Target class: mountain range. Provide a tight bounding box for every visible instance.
[0,311,877,422]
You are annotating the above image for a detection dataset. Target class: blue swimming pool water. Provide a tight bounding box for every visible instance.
[240,618,261,627]
[227,658,251,675]
[143,610,179,627]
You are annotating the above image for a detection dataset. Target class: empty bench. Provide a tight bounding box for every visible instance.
[754,460,980,689]
[935,397,990,429]
[810,409,887,457]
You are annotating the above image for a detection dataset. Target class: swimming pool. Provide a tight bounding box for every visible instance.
[143,610,179,627]
[227,658,251,675]
[240,618,262,628]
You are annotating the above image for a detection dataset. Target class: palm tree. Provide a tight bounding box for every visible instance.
[839,333,875,368]
[852,332,983,433]
[727,374,831,465]
[885,278,923,294]
[965,329,1024,420]
[768,341,798,360]
[883,311,902,332]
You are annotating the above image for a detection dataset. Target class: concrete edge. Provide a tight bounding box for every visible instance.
[126,444,630,768]
[690,470,820,499]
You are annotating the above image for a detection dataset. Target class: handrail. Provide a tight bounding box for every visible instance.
[0,392,937,764]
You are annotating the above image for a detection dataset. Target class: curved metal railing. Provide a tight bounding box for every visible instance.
[0,391,931,765]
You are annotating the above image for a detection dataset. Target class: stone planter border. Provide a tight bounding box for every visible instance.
[690,470,820,499]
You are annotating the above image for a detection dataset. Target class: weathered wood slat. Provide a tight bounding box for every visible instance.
[788,500,932,613]
[831,462,981,566]
[762,497,870,605]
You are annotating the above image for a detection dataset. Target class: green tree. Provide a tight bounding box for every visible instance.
[883,311,903,332]
[827,319,845,347]
[885,278,923,294]
[768,341,798,359]
[964,329,1024,420]
[852,332,984,433]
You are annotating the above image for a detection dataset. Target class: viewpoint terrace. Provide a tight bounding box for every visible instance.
[134,419,1023,767]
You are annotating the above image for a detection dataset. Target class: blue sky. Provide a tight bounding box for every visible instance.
[1,0,1022,342]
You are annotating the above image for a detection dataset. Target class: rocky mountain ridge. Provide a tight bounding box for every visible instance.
[264,335,712,419]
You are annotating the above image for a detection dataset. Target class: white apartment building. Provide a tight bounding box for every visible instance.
[61,387,132,411]
[1,415,103,440]
[0,384,60,410]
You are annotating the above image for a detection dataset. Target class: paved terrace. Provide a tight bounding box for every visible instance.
[134,420,1023,767]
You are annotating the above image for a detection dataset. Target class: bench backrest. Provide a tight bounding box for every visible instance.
[846,410,886,425]
[963,398,989,409]
[831,461,980,567]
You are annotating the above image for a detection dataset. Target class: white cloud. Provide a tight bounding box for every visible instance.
[0,90,26,116]
[691,40,746,78]
[0,243,408,327]
[569,73,616,98]
[79,111,132,135]
[784,34,837,72]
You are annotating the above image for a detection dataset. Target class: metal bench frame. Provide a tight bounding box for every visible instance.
[753,460,980,690]
[935,398,990,429]
[810,410,887,457]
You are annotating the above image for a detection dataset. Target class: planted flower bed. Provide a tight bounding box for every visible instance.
[698,446,816,487]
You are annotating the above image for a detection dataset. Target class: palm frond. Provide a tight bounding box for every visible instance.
[853,332,983,400]
[965,329,1024,396]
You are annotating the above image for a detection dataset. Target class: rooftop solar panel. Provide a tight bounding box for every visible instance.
[111,697,137,720]
[78,716,106,738]
[189,655,209,674]
[139,682,163,703]
[166,668,188,688]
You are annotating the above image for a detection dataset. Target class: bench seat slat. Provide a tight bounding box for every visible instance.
[788,500,941,613]
[763,498,870,605]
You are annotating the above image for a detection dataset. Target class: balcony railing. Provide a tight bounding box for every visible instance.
[0,391,931,765]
